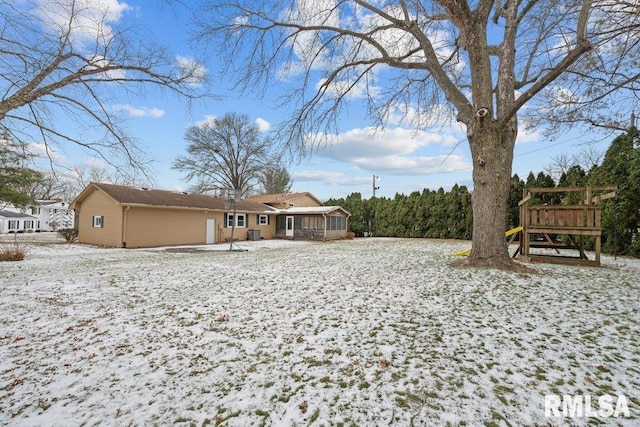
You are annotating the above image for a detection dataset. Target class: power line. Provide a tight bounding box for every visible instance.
[514,135,584,158]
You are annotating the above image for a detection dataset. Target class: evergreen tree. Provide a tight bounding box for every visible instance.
[507,174,525,229]
[0,133,42,208]
[558,165,587,205]
[589,127,640,256]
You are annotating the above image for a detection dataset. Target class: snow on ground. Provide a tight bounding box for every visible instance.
[1,234,639,426]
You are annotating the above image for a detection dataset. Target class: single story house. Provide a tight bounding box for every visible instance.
[70,183,351,248]
[70,182,276,248]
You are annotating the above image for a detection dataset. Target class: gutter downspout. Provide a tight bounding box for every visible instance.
[122,205,130,248]
[322,212,328,241]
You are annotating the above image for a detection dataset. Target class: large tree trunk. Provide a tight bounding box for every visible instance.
[462,120,518,269]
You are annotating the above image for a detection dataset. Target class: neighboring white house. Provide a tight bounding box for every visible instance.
[0,200,74,233]
[0,210,38,234]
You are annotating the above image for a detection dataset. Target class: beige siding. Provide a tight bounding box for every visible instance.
[325,230,347,240]
[74,184,279,248]
[125,208,277,248]
[76,188,123,247]
[125,208,219,248]
[219,212,276,242]
[287,194,322,207]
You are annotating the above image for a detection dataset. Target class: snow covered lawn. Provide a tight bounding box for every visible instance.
[1,235,639,426]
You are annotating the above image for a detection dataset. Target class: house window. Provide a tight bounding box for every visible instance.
[258,215,269,225]
[24,220,34,229]
[92,216,104,228]
[8,220,19,230]
[31,207,41,215]
[227,214,246,228]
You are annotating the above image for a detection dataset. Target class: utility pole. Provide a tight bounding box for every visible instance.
[373,175,380,198]
[369,175,380,238]
[225,188,240,251]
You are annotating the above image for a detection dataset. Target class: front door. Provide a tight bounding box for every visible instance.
[206,218,216,244]
[285,216,294,237]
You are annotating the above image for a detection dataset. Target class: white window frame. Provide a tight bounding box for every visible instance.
[31,207,41,215]
[92,215,104,228]
[8,220,19,230]
[227,213,246,228]
[24,220,34,229]
[258,215,268,225]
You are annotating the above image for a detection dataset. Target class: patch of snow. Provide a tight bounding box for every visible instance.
[1,238,639,425]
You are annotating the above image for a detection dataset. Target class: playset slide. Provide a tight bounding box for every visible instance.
[451,226,523,256]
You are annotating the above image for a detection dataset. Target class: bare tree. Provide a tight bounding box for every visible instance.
[62,163,144,199]
[574,143,604,172]
[546,143,605,182]
[193,0,639,269]
[545,153,574,183]
[0,0,206,177]
[20,162,145,203]
[259,164,293,194]
[172,112,277,196]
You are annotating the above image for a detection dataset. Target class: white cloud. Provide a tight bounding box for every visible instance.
[545,85,581,106]
[176,56,207,87]
[33,0,131,47]
[255,118,271,132]
[307,125,471,176]
[516,126,541,145]
[315,77,381,100]
[355,154,470,175]
[193,115,217,128]
[314,126,446,161]
[86,55,126,79]
[292,170,371,186]
[26,143,66,163]
[387,103,459,133]
[113,104,165,118]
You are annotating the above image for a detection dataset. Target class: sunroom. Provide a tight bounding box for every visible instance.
[275,206,351,240]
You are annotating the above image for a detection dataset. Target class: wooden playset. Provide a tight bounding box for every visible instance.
[515,186,616,266]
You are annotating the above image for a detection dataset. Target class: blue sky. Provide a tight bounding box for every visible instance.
[28,1,616,202]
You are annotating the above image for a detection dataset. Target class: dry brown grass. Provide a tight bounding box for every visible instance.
[0,236,28,261]
[0,245,26,261]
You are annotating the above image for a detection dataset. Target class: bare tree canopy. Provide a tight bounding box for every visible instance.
[0,0,207,176]
[172,112,279,196]
[193,0,639,269]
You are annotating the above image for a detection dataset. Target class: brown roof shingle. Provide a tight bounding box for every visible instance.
[245,192,321,205]
[91,183,273,213]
